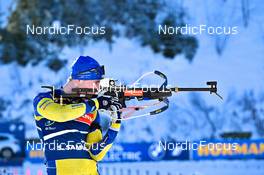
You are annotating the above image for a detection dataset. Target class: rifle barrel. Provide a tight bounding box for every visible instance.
[177,87,215,92]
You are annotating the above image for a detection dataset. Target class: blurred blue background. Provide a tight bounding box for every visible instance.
[0,0,264,174]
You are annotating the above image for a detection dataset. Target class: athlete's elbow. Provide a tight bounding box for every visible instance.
[51,117,68,122]
[89,151,104,162]
[92,155,104,162]
[43,115,66,122]
[54,113,77,122]
[43,112,74,122]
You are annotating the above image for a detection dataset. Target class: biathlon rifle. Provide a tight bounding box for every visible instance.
[42,70,222,120]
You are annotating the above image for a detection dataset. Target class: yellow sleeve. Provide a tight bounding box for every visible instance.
[86,129,103,144]
[37,98,87,122]
[87,122,121,161]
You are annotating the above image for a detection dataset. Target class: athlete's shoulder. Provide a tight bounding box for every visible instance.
[33,89,63,108]
[33,91,52,108]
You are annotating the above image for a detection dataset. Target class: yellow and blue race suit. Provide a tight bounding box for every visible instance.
[33,89,121,175]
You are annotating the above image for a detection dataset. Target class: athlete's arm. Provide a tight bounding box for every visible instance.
[87,118,121,161]
[33,93,99,122]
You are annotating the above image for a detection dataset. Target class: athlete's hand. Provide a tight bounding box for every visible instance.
[96,95,122,111]
[111,111,122,124]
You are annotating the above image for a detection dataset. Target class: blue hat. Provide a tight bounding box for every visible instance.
[71,56,105,80]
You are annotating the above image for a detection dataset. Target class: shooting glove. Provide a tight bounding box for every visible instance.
[96,95,122,111]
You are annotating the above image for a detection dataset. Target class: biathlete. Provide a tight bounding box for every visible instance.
[33,56,122,175]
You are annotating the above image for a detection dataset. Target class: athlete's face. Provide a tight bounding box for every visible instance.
[77,80,100,91]
[64,79,100,94]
